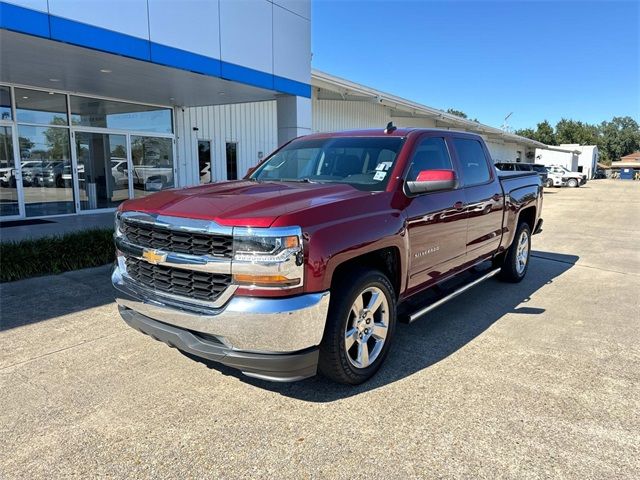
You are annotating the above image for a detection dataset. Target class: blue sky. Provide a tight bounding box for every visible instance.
[311,0,640,130]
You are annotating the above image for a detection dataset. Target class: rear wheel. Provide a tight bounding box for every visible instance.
[497,222,531,283]
[567,178,579,188]
[318,268,396,384]
[545,178,554,188]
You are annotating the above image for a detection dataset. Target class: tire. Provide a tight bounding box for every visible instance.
[318,268,397,385]
[545,179,554,188]
[567,178,579,188]
[498,222,531,283]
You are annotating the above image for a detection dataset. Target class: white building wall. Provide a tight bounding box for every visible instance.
[176,102,277,187]
[312,99,390,132]
[535,149,579,171]
[559,144,598,179]
[176,95,539,188]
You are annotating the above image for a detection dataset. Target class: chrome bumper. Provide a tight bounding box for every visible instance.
[112,265,330,353]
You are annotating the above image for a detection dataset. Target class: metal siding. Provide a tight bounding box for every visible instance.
[312,99,390,132]
[176,101,277,187]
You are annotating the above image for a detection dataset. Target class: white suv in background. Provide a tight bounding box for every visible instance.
[545,165,587,188]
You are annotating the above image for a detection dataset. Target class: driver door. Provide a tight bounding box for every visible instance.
[404,135,467,294]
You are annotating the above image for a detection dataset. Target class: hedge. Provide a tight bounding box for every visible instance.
[0,228,115,282]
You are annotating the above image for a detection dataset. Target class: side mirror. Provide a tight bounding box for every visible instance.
[406,169,457,194]
[245,166,257,177]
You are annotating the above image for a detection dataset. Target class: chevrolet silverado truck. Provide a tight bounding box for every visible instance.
[112,127,543,385]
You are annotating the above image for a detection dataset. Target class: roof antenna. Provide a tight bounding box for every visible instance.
[384,121,397,134]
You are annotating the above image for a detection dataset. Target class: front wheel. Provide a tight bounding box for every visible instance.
[497,222,531,283]
[545,178,554,188]
[567,178,579,188]
[318,269,396,385]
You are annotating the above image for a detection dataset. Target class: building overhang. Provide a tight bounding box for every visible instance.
[0,29,287,108]
[311,69,547,149]
[541,145,582,155]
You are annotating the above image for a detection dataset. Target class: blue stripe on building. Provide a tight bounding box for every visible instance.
[0,1,311,98]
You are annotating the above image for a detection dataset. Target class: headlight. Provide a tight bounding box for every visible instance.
[232,226,303,289]
[114,212,123,237]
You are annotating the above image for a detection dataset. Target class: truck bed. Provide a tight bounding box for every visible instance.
[496,170,539,180]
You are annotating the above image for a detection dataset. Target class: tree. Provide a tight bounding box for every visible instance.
[446,108,479,123]
[112,144,126,158]
[514,127,536,140]
[534,121,557,145]
[555,119,599,145]
[599,116,640,162]
[446,108,468,119]
[43,116,71,159]
[516,121,557,145]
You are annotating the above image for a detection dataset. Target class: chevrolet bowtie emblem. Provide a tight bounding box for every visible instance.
[142,249,167,265]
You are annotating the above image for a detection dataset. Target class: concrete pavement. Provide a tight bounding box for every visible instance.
[1,180,638,478]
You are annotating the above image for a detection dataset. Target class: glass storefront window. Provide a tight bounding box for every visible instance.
[0,126,19,216]
[76,132,129,210]
[198,140,212,184]
[18,125,74,217]
[70,96,172,133]
[1,86,12,121]
[15,88,69,126]
[131,136,174,198]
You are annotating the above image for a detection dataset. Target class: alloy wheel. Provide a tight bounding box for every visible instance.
[515,230,530,275]
[344,287,389,369]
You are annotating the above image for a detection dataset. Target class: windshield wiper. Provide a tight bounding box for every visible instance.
[278,178,317,183]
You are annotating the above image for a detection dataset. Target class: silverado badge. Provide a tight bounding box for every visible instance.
[142,249,167,265]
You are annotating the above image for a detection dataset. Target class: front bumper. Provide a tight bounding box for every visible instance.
[112,265,330,381]
[119,307,320,381]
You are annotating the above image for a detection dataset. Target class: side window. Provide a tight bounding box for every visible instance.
[453,138,492,186]
[406,137,453,182]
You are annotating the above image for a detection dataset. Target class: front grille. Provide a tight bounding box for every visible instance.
[125,257,232,302]
[121,219,232,257]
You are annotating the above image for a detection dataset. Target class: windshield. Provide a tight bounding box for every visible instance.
[251,137,405,191]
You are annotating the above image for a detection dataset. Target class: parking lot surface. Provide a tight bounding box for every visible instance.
[1,180,639,479]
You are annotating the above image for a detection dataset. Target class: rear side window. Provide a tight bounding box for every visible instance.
[495,163,514,171]
[453,138,492,186]
[406,137,453,182]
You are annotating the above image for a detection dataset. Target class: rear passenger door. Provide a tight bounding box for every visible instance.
[404,135,468,293]
[452,137,505,264]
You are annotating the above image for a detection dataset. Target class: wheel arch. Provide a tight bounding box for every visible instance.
[330,247,402,299]
[517,205,536,230]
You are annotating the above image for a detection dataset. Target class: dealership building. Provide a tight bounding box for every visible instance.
[0,0,543,222]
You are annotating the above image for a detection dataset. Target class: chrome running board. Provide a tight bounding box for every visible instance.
[408,268,501,323]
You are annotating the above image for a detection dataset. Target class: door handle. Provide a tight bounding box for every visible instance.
[453,201,465,211]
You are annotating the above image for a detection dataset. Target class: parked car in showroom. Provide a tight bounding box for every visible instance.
[41,161,66,188]
[545,165,586,188]
[495,162,548,185]
[112,127,543,385]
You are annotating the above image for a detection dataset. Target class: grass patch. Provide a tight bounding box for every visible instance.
[0,228,115,283]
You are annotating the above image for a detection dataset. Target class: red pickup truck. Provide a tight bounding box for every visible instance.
[113,127,543,384]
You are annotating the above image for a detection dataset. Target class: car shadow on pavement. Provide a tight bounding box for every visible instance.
[187,250,579,402]
[0,265,115,331]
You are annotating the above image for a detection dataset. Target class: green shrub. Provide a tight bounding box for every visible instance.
[0,228,115,282]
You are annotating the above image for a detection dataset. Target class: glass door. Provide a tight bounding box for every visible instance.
[75,132,128,210]
[0,125,21,217]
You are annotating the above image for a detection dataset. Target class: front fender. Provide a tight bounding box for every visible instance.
[304,209,406,293]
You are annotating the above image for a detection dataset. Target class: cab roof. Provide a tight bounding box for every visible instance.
[299,128,483,140]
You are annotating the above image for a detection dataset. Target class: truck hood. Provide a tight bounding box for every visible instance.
[121,180,371,227]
